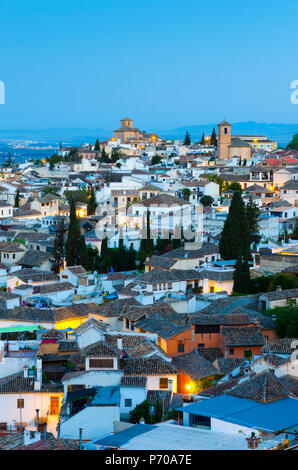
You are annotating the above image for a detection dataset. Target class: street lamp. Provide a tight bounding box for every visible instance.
[135,259,140,274]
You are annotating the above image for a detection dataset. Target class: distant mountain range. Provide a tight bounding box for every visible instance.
[0,121,297,147]
[156,121,298,147]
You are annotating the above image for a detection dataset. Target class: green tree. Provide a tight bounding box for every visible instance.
[207,174,225,194]
[265,304,298,338]
[145,209,154,256]
[292,218,298,239]
[65,199,90,269]
[94,138,100,151]
[100,148,109,163]
[227,181,242,192]
[200,195,214,206]
[87,187,97,215]
[245,196,261,245]
[42,185,59,197]
[100,229,109,259]
[200,133,205,145]
[5,153,12,167]
[51,220,65,274]
[151,155,163,165]
[182,188,191,201]
[173,225,182,249]
[111,148,125,163]
[210,128,217,147]
[14,189,20,208]
[47,154,64,170]
[233,252,250,294]
[219,191,250,261]
[268,272,298,292]
[184,131,191,146]
[130,400,163,424]
[286,133,298,150]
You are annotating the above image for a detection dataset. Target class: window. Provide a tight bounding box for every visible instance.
[229,348,234,355]
[178,343,184,353]
[125,399,132,407]
[49,396,60,415]
[125,318,129,329]
[17,399,24,409]
[224,127,228,134]
[160,378,168,389]
[168,282,172,290]
[89,358,114,369]
[198,343,205,348]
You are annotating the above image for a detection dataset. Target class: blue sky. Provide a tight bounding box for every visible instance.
[0,0,298,129]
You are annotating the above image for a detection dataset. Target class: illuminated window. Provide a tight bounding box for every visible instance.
[160,378,168,389]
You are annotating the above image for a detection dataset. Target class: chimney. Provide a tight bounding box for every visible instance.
[36,409,39,432]
[24,428,41,446]
[117,335,123,351]
[23,365,29,378]
[34,352,42,391]
[79,428,83,450]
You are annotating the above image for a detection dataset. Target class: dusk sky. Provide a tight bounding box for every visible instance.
[1,0,298,130]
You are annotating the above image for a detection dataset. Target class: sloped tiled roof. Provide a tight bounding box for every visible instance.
[74,318,110,334]
[136,314,190,339]
[198,378,240,398]
[227,372,290,403]
[58,340,79,353]
[261,338,298,355]
[221,326,265,347]
[121,355,179,376]
[0,372,63,394]
[172,350,219,380]
[20,250,50,267]
[196,347,223,363]
[95,298,140,318]
[213,357,247,375]
[121,376,147,387]
[80,339,122,358]
[190,314,251,326]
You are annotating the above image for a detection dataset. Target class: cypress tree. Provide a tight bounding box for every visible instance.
[14,189,20,208]
[173,225,182,249]
[87,187,97,215]
[51,220,65,274]
[65,199,90,269]
[233,252,251,294]
[94,138,100,151]
[100,148,109,163]
[146,209,154,256]
[210,128,217,147]
[200,133,205,145]
[184,131,191,146]
[100,229,109,258]
[245,196,261,246]
[219,191,250,260]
